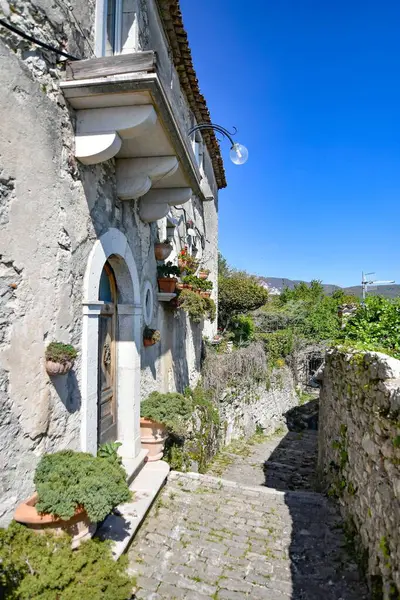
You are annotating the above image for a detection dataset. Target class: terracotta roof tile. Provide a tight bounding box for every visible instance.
[156,0,227,189]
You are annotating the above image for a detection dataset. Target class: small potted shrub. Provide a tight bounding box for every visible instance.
[14,450,131,546]
[199,268,210,280]
[154,239,173,261]
[140,392,192,461]
[157,262,180,293]
[143,327,161,347]
[182,274,202,292]
[45,342,77,376]
[177,247,199,274]
[199,279,213,298]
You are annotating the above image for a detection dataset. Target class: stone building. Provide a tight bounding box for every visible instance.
[0,0,224,524]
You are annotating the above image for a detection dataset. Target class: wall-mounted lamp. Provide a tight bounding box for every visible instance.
[187,123,248,165]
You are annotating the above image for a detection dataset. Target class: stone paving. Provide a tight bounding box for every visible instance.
[128,426,369,599]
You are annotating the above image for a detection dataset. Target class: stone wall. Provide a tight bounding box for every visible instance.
[219,366,298,445]
[318,348,400,598]
[0,0,218,524]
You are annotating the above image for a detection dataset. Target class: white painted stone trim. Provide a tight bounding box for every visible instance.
[116,156,179,200]
[81,228,142,459]
[75,106,157,165]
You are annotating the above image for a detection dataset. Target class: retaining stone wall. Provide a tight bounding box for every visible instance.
[318,348,400,599]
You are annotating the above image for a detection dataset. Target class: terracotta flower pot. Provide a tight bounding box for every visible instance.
[14,493,96,548]
[176,282,184,290]
[178,259,187,271]
[140,418,168,461]
[154,243,172,261]
[158,277,177,293]
[46,360,74,376]
[200,291,211,298]
[199,271,209,280]
[143,338,156,347]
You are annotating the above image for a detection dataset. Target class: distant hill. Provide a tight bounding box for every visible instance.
[258,277,400,299]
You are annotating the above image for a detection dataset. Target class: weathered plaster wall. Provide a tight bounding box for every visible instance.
[0,0,219,524]
[318,348,400,598]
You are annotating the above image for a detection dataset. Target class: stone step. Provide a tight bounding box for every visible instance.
[97,460,170,559]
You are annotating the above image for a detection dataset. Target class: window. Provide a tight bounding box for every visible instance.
[97,0,139,57]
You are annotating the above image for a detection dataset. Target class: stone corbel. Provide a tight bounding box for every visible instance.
[75,106,157,165]
[116,157,179,200]
[139,188,192,223]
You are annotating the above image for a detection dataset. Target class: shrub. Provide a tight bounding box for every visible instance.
[34,450,131,522]
[45,342,77,364]
[218,273,268,328]
[202,341,267,397]
[339,296,400,358]
[97,441,122,466]
[0,521,134,600]
[140,391,193,435]
[229,314,255,346]
[178,289,216,322]
[256,329,295,367]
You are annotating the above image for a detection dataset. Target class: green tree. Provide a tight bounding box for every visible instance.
[218,273,268,328]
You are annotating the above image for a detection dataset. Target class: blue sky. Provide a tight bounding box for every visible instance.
[180,0,400,287]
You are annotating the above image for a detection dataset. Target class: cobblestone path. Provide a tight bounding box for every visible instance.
[129,426,369,599]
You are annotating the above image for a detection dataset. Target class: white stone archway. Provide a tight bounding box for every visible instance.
[81,228,142,459]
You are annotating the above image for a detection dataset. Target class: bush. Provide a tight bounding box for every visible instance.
[218,274,268,328]
[229,314,255,346]
[34,450,131,522]
[140,392,193,435]
[178,289,216,322]
[256,329,295,367]
[45,342,77,364]
[0,521,134,600]
[339,296,400,358]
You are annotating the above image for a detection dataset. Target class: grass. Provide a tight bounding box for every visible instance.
[206,426,287,476]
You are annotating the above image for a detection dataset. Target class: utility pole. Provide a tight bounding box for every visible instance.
[361,271,395,301]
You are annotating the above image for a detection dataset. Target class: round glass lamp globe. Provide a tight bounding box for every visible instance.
[230,143,248,165]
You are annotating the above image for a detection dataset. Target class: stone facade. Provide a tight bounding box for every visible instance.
[318,348,400,598]
[0,0,220,524]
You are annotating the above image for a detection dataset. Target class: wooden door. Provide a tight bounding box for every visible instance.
[98,262,117,445]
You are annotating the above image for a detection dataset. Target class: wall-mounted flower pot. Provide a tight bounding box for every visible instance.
[200,291,211,298]
[158,277,177,293]
[178,259,187,271]
[176,282,184,291]
[46,360,74,376]
[154,243,173,261]
[140,418,168,461]
[199,271,209,280]
[14,493,95,548]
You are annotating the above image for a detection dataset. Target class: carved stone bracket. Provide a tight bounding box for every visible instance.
[75,106,157,165]
[116,157,179,200]
[139,188,192,223]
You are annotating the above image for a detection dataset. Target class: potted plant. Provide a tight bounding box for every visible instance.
[140,392,192,461]
[45,342,77,376]
[178,246,189,270]
[199,268,210,280]
[14,450,131,547]
[157,262,180,293]
[154,239,173,261]
[199,279,213,298]
[143,327,161,347]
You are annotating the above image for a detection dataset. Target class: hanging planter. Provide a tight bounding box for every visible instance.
[45,342,77,376]
[143,327,161,347]
[154,240,173,261]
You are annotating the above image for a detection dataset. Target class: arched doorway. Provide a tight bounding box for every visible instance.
[98,262,118,444]
[81,228,142,459]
